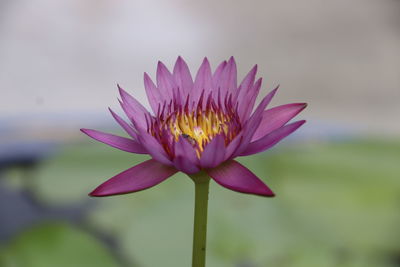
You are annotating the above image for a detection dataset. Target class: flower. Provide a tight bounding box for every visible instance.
[81,57,306,197]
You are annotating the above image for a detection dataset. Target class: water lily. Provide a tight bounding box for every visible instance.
[81,57,306,266]
[81,57,306,197]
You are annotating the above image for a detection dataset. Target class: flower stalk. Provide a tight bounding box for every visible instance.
[190,171,210,267]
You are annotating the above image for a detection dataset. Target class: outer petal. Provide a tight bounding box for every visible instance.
[137,129,173,166]
[80,128,147,154]
[240,120,306,156]
[118,85,149,129]
[238,77,262,122]
[233,86,278,156]
[173,56,193,97]
[173,156,200,174]
[206,160,274,197]
[234,64,257,105]
[252,103,307,141]
[200,134,226,168]
[89,159,177,197]
[173,136,200,173]
[109,108,138,140]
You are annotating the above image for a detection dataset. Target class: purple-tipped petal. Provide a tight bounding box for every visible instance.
[173,56,193,97]
[89,159,177,197]
[109,108,138,140]
[200,134,226,168]
[236,65,257,98]
[173,155,200,174]
[156,61,176,101]
[240,120,306,156]
[80,129,147,154]
[238,77,262,121]
[174,136,199,164]
[224,134,243,161]
[252,103,307,142]
[206,160,275,197]
[136,129,173,166]
[144,73,162,114]
[212,60,227,87]
[217,57,237,96]
[118,85,149,128]
[172,136,200,173]
[193,58,213,104]
[233,86,278,156]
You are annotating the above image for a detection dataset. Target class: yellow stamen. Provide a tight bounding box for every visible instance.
[167,110,231,152]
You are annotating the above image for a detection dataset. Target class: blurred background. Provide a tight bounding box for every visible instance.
[0,0,399,266]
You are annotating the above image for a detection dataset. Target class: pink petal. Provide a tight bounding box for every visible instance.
[174,136,199,161]
[136,130,172,166]
[238,77,262,122]
[252,103,307,142]
[173,155,200,174]
[212,60,227,87]
[193,58,213,105]
[89,159,177,197]
[109,108,138,140]
[233,86,278,156]
[173,56,193,97]
[156,61,176,101]
[235,64,257,102]
[200,134,226,168]
[144,73,162,114]
[80,128,147,154]
[173,136,200,173]
[224,134,243,161]
[240,120,306,156]
[206,160,274,197]
[118,85,149,129]
[217,57,237,97]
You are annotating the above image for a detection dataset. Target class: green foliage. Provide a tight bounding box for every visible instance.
[1,139,399,266]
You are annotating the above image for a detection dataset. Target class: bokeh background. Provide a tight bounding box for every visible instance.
[1,0,399,266]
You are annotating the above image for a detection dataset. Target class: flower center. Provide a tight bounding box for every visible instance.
[167,109,232,152]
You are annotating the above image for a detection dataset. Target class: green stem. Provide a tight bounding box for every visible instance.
[189,172,210,267]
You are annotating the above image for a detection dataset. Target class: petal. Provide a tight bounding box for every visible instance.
[224,134,243,161]
[136,129,173,166]
[109,108,138,140]
[156,61,176,101]
[144,72,162,114]
[206,160,274,197]
[172,136,200,173]
[200,134,226,168]
[173,56,193,97]
[173,155,200,174]
[89,159,177,197]
[235,64,257,102]
[174,136,199,164]
[252,103,307,142]
[233,86,278,156]
[118,85,149,129]
[193,57,213,105]
[238,77,262,122]
[80,128,147,154]
[240,120,306,156]
[212,60,227,87]
[218,57,237,96]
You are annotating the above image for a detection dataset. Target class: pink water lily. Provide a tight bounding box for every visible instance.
[81,57,306,197]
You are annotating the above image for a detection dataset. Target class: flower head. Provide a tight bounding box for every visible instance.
[81,57,306,197]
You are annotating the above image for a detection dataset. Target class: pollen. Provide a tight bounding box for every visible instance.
[167,109,231,152]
